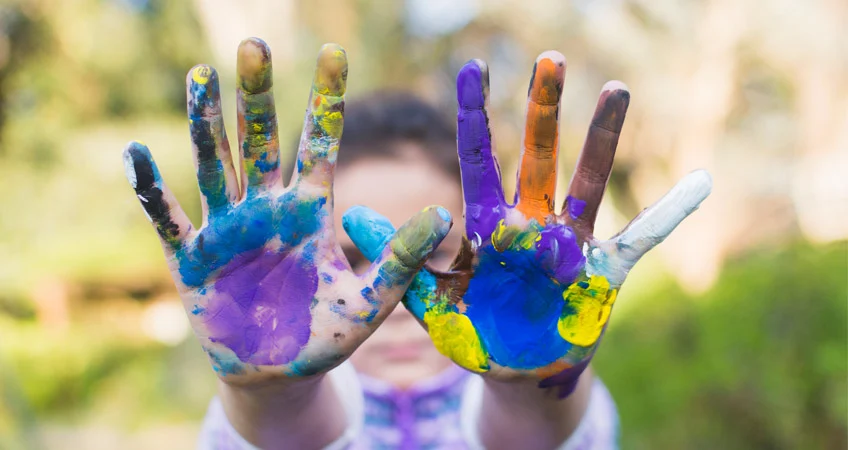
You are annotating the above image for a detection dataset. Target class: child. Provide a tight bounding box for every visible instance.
[123,38,710,449]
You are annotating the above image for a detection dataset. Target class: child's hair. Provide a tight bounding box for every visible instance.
[287,92,460,181]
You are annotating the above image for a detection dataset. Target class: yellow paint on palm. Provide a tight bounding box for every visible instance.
[424,304,489,373]
[558,275,617,347]
[491,219,542,252]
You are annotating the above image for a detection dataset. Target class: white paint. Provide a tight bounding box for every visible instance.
[587,170,713,286]
[123,149,137,189]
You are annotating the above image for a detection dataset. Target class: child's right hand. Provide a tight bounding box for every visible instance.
[122,38,451,387]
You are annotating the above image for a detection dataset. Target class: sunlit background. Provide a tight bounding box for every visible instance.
[0,0,845,448]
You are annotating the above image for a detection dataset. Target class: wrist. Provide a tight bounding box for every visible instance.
[218,374,346,449]
[477,367,594,450]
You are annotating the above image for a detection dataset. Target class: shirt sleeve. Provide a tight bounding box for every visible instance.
[196,362,365,450]
[459,376,620,450]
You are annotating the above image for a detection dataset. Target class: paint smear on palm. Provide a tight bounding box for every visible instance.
[558,275,617,346]
[424,301,489,373]
[425,219,615,370]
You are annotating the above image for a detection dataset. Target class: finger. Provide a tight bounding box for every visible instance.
[563,81,630,238]
[342,205,394,262]
[123,141,193,252]
[236,37,281,195]
[456,59,505,244]
[515,51,566,221]
[593,170,712,285]
[362,206,452,307]
[344,205,443,323]
[293,43,347,193]
[187,65,240,220]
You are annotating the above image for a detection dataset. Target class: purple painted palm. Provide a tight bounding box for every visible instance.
[123,39,451,383]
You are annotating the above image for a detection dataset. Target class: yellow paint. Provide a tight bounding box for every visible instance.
[491,220,507,244]
[319,111,343,138]
[514,229,539,250]
[192,66,211,84]
[557,275,617,347]
[424,309,489,373]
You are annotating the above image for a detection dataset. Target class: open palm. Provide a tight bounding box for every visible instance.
[123,39,450,385]
[345,53,711,396]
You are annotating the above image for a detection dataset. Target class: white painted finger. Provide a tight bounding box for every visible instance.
[587,170,712,285]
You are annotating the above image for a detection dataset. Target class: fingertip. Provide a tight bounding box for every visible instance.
[593,81,630,132]
[187,64,218,86]
[237,37,273,94]
[342,205,385,232]
[122,141,157,190]
[434,206,453,225]
[536,50,566,66]
[314,43,348,96]
[421,206,453,239]
[602,79,628,92]
[457,59,489,110]
[684,169,713,201]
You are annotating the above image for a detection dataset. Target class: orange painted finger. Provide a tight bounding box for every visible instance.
[515,51,566,221]
[563,81,630,238]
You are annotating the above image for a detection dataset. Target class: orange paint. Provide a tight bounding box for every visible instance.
[516,56,565,221]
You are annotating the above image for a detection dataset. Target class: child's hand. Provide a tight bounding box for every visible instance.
[123,39,451,386]
[345,52,711,397]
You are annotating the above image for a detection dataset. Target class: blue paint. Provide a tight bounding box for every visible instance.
[358,286,380,322]
[464,245,572,368]
[253,151,277,173]
[342,205,394,261]
[176,192,326,287]
[191,305,206,315]
[205,347,245,376]
[403,269,437,321]
[188,74,230,211]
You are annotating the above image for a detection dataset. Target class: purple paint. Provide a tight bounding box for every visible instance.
[565,195,586,220]
[457,61,504,243]
[535,224,585,285]
[204,249,317,366]
[537,357,591,398]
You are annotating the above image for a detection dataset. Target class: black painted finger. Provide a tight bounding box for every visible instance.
[123,141,192,252]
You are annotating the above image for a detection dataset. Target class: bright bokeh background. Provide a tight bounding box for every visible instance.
[0,0,845,448]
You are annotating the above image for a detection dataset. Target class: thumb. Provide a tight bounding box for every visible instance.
[359,206,452,304]
[342,205,396,262]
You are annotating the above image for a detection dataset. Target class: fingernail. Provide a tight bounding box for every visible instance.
[435,206,452,224]
[529,51,566,105]
[237,38,273,94]
[457,59,488,109]
[313,43,347,96]
[593,81,630,132]
[122,141,157,191]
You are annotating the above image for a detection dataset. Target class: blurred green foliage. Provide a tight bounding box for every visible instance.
[595,241,848,449]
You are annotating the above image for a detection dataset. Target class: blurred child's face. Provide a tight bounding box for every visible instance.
[334,141,463,388]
